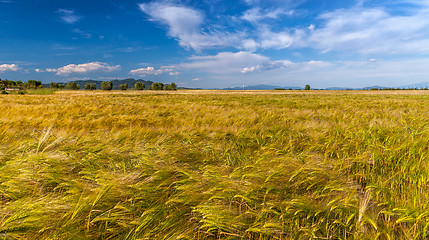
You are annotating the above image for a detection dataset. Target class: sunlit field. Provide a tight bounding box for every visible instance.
[1,90,429,239]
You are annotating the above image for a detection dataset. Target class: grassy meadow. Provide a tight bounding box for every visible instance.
[1,90,429,239]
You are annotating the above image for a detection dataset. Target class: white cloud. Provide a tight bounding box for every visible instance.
[64,77,90,81]
[160,66,174,71]
[137,2,306,52]
[192,78,200,81]
[304,5,429,55]
[57,9,81,24]
[181,51,268,73]
[241,60,332,73]
[130,66,163,76]
[242,0,306,8]
[138,2,245,51]
[97,77,125,80]
[138,1,429,55]
[73,28,92,38]
[235,57,429,89]
[34,68,44,72]
[241,60,294,73]
[0,64,18,73]
[130,66,178,77]
[258,27,295,49]
[296,58,429,88]
[241,7,294,22]
[46,62,120,76]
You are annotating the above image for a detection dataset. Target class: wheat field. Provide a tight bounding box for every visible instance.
[1,90,429,239]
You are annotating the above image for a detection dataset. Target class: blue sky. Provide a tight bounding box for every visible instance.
[2,0,429,88]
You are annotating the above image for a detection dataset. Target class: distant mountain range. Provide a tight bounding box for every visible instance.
[223,82,429,90]
[223,84,303,90]
[43,79,429,91]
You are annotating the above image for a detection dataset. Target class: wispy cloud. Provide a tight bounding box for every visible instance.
[64,77,90,81]
[138,0,429,57]
[129,66,178,77]
[57,9,81,24]
[138,1,302,52]
[303,4,429,55]
[46,62,120,76]
[181,51,268,74]
[241,7,294,22]
[138,2,245,51]
[130,66,162,76]
[242,0,306,8]
[0,64,18,73]
[241,60,294,73]
[236,57,429,88]
[73,28,92,38]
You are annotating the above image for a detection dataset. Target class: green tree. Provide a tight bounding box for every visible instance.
[66,82,80,90]
[119,83,128,90]
[134,82,145,90]
[305,84,311,90]
[150,82,164,90]
[25,80,42,89]
[50,82,64,89]
[163,83,177,90]
[1,80,23,89]
[101,81,113,91]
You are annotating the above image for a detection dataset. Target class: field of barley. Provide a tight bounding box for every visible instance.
[1,90,429,239]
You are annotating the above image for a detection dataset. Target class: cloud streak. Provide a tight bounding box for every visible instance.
[181,51,268,74]
[57,9,81,24]
[138,1,429,57]
[241,60,294,73]
[46,62,120,76]
[139,2,245,51]
[0,64,18,73]
[130,66,178,77]
[304,6,429,55]
[241,7,294,22]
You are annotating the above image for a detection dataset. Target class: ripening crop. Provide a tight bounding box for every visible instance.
[1,90,429,239]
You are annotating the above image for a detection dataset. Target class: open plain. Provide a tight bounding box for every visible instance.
[1,90,429,239]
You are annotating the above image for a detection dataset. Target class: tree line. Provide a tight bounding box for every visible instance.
[1,79,177,92]
[53,81,177,91]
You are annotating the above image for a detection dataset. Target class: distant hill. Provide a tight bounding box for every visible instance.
[225,83,429,91]
[396,82,429,89]
[325,87,354,90]
[42,80,429,91]
[360,86,389,90]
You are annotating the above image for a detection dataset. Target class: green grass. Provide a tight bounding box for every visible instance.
[1,90,429,239]
[5,88,57,95]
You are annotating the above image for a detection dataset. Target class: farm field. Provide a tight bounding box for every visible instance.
[1,90,429,239]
